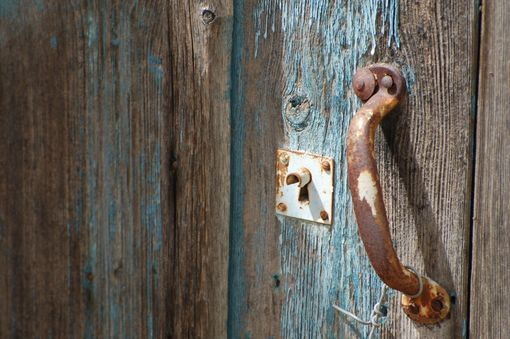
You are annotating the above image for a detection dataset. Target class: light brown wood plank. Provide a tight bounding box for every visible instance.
[470,0,510,337]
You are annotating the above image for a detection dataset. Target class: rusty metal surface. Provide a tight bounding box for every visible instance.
[346,64,450,324]
[401,277,451,324]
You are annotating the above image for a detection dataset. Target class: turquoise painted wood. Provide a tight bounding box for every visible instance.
[230,1,400,337]
[229,0,475,337]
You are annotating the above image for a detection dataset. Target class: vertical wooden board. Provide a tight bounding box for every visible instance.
[0,0,231,338]
[168,1,232,338]
[0,1,170,337]
[376,1,476,337]
[230,0,475,338]
[470,0,510,337]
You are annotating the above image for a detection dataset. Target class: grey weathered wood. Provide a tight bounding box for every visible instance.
[377,1,476,337]
[469,0,510,337]
[229,1,475,337]
[0,1,231,338]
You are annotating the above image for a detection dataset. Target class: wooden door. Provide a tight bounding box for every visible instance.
[0,0,507,338]
[228,1,475,338]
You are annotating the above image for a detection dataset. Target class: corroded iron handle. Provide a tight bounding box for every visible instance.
[346,64,450,324]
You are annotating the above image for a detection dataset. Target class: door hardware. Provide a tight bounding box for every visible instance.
[346,64,451,324]
[275,149,334,224]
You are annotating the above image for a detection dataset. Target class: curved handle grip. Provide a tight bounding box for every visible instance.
[346,64,450,324]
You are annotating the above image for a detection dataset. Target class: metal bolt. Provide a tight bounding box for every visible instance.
[352,68,376,101]
[320,210,329,220]
[321,160,331,171]
[279,152,289,165]
[355,80,365,91]
[380,75,393,88]
[277,203,287,212]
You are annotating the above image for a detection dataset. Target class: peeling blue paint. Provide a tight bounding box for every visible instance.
[228,0,248,337]
[0,0,19,18]
[50,35,58,49]
[86,13,98,48]
[148,53,164,85]
[253,0,400,57]
[402,65,416,95]
[231,1,405,337]
[274,2,394,335]
[32,0,45,12]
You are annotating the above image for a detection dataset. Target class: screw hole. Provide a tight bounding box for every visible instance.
[449,293,457,305]
[431,299,444,312]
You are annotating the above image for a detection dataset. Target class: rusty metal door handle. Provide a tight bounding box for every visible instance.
[346,64,450,324]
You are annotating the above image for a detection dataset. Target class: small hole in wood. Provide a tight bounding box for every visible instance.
[201,9,216,24]
[272,274,281,288]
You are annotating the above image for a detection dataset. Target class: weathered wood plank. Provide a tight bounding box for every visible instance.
[0,1,231,337]
[376,2,476,337]
[469,0,510,337]
[229,0,475,337]
[168,1,232,338]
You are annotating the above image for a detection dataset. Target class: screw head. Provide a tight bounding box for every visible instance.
[277,203,287,212]
[279,152,289,165]
[321,160,331,171]
[352,68,376,101]
[380,75,393,88]
[355,80,365,91]
[320,210,329,220]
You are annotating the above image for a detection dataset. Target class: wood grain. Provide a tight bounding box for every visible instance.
[168,1,232,338]
[377,1,477,337]
[229,0,475,337]
[469,0,510,337]
[0,1,231,338]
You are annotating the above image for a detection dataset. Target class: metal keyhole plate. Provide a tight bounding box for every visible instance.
[275,149,334,225]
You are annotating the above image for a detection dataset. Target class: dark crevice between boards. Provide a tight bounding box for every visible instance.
[466,0,483,338]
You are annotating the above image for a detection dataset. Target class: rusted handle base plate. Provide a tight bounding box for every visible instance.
[401,276,451,324]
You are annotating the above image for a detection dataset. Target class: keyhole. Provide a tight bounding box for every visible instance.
[286,167,311,203]
[298,186,309,202]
